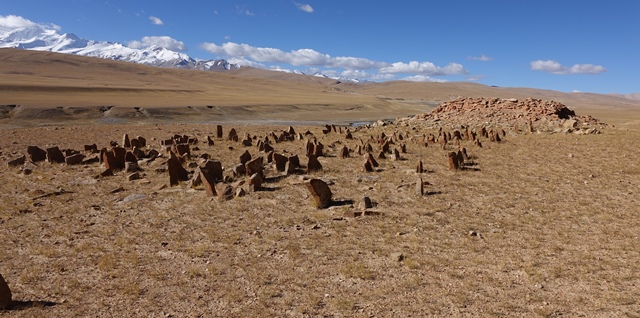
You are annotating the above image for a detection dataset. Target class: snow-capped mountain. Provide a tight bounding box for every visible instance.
[269,68,366,84]
[0,21,237,71]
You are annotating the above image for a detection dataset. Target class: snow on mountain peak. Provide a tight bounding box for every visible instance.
[0,16,237,71]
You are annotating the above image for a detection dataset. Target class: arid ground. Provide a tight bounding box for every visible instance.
[1,49,640,317]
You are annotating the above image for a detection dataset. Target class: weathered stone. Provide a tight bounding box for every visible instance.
[136,136,146,147]
[112,147,127,168]
[123,134,131,148]
[248,173,264,191]
[364,153,379,168]
[125,161,139,173]
[127,172,141,181]
[416,160,424,173]
[263,143,274,153]
[306,178,332,208]
[207,136,214,146]
[233,163,246,176]
[288,155,300,168]
[306,154,323,173]
[0,273,11,309]
[46,146,65,164]
[273,152,288,172]
[228,128,237,141]
[242,137,252,147]
[448,152,459,170]
[217,125,223,138]
[27,145,47,162]
[202,160,224,183]
[65,153,85,165]
[168,152,189,186]
[363,160,373,172]
[416,177,424,196]
[360,196,373,209]
[174,143,190,158]
[239,150,252,165]
[391,148,401,161]
[216,183,234,201]
[235,187,246,197]
[313,142,324,157]
[84,144,98,153]
[245,156,264,178]
[339,146,350,159]
[7,155,25,167]
[199,168,217,196]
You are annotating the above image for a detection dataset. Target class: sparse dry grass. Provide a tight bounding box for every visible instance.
[1,120,640,317]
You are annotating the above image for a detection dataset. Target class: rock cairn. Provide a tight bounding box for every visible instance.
[403,97,606,133]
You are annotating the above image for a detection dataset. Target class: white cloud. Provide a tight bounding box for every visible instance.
[0,15,60,31]
[201,41,467,80]
[149,16,164,25]
[468,54,492,62]
[530,60,606,75]
[295,2,314,13]
[236,6,254,16]
[466,75,486,81]
[128,36,187,51]
[401,75,447,83]
[379,61,467,76]
[202,42,387,70]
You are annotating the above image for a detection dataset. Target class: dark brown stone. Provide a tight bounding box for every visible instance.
[65,153,85,165]
[228,128,237,141]
[7,155,25,167]
[248,172,264,191]
[0,273,11,309]
[273,153,288,172]
[416,160,424,173]
[217,125,223,138]
[46,146,65,164]
[306,154,323,173]
[448,152,459,170]
[288,155,300,168]
[364,153,379,168]
[202,160,223,183]
[339,146,350,159]
[123,134,131,148]
[239,150,252,165]
[207,136,214,146]
[168,152,189,186]
[84,144,98,152]
[26,146,47,163]
[233,163,246,176]
[306,178,332,208]
[245,156,264,178]
[416,177,424,196]
[363,160,373,172]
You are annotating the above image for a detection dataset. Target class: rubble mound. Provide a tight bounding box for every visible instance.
[404,97,606,133]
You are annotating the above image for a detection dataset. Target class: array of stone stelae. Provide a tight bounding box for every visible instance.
[6,118,513,213]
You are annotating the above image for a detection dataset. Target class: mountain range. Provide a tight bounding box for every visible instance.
[0,21,365,82]
[0,20,238,71]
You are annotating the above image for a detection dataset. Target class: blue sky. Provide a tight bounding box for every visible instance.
[2,0,639,94]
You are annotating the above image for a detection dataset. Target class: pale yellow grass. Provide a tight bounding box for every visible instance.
[1,122,639,317]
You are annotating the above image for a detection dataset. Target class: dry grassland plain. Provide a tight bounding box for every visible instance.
[1,49,640,317]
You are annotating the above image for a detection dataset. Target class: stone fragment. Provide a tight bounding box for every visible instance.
[360,196,373,209]
[123,134,131,148]
[46,146,65,164]
[217,125,223,138]
[306,178,332,208]
[339,146,350,159]
[84,144,98,153]
[0,273,11,309]
[65,153,85,165]
[245,156,264,178]
[248,173,264,191]
[168,152,189,186]
[27,146,47,162]
[306,154,323,173]
[239,150,252,165]
[273,153,288,172]
[448,152,459,170]
[127,172,141,181]
[7,155,25,167]
[216,183,234,201]
[416,177,424,196]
